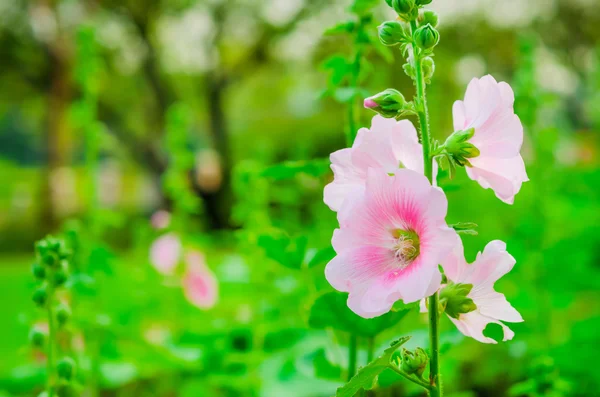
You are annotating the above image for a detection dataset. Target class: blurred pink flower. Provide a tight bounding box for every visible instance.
[440,237,523,343]
[452,75,528,204]
[324,115,430,212]
[325,168,456,318]
[149,233,182,275]
[183,250,218,309]
[151,210,171,230]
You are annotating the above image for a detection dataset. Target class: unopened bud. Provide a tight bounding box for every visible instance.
[416,0,433,5]
[401,347,428,378]
[32,262,46,280]
[52,262,69,287]
[418,10,439,28]
[56,304,71,327]
[57,357,76,380]
[422,56,435,82]
[364,89,407,118]
[29,328,46,348]
[440,282,477,319]
[392,0,416,19]
[415,24,439,50]
[378,21,406,47]
[32,284,48,307]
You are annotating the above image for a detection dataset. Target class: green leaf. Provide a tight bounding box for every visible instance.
[306,246,336,269]
[309,292,413,337]
[350,0,379,15]
[336,337,411,396]
[258,232,308,270]
[313,348,342,380]
[260,159,331,181]
[325,21,356,35]
[333,87,360,103]
[321,55,350,87]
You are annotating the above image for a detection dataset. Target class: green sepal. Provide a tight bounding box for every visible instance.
[439,283,477,319]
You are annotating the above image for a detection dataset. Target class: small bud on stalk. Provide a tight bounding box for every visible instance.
[56,304,71,327]
[415,24,440,50]
[32,262,46,280]
[439,282,477,319]
[378,21,406,47]
[416,0,433,5]
[418,10,439,28]
[443,128,480,167]
[364,89,407,118]
[401,347,428,378]
[32,284,48,307]
[57,357,76,380]
[29,328,46,348]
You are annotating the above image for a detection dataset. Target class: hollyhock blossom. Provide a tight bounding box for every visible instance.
[324,115,431,212]
[151,210,171,230]
[433,237,523,343]
[452,75,528,204]
[183,250,218,309]
[149,233,182,275]
[325,168,456,318]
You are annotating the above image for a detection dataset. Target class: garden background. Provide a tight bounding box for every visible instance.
[0,0,599,396]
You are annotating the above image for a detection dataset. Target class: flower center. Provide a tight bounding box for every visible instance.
[391,229,420,268]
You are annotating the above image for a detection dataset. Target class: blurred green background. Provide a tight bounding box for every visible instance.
[0,0,599,396]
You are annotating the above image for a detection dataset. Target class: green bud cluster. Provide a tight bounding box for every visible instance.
[442,128,480,167]
[439,282,477,319]
[401,347,428,378]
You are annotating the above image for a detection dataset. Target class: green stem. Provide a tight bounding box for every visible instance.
[46,288,55,397]
[367,336,375,362]
[348,334,358,381]
[388,365,431,390]
[345,47,362,146]
[409,19,441,397]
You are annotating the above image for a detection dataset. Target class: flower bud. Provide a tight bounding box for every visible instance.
[439,282,477,319]
[29,328,45,348]
[392,0,416,19]
[401,347,428,378]
[56,304,71,327]
[57,357,76,380]
[443,128,480,167]
[416,0,433,5]
[32,262,46,280]
[32,284,48,307]
[364,89,407,118]
[422,56,435,82]
[418,10,439,27]
[52,262,69,287]
[415,24,439,50]
[378,21,406,47]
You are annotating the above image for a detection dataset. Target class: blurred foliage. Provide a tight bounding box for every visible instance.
[0,0,598,396]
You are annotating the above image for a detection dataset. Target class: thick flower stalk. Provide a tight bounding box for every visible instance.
[323,0,526,395]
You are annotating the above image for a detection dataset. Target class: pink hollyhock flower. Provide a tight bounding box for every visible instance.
[325,168,456,318]
[183,250,218,309]
[452,75,528,204]
[324,115,430,212]
[151,210,171,230]
[437,237,523,343]
[149,233,182,275]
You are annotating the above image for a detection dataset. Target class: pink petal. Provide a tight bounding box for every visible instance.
[150,234,182,275]
[183,267,218,309]
[449,311,515,344]
[467,155,528,204]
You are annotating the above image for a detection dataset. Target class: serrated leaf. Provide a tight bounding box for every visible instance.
[306,246,336,269]
[335,337,411,396]
[309,292,413,337]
